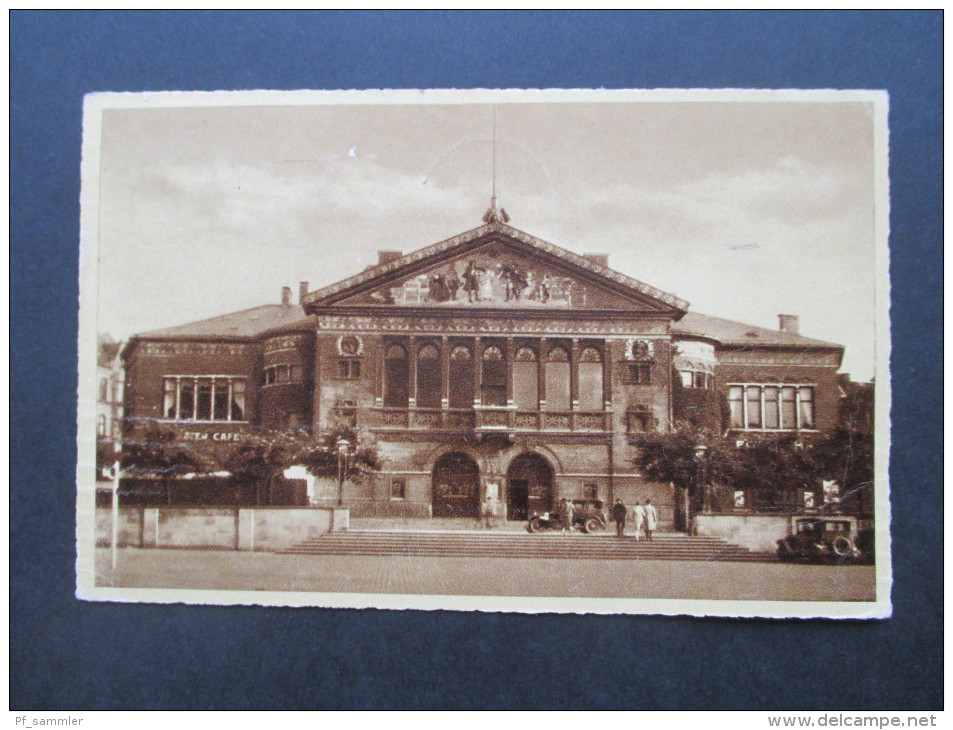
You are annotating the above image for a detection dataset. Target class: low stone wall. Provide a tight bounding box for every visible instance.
[96,506,337,551]
[237,508,334,551]
[95,507,143,547]
[694,513,789,553]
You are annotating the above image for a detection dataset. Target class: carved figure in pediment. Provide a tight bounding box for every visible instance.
[462,260,486,302]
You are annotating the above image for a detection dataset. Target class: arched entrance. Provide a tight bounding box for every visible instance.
[432,452,480,518]
[507,453,553,521]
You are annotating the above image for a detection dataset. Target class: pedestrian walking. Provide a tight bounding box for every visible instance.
[644,499,658,541]
[481,494,494,529]
[562,498,574,534]
[611,499,628,538]
[632,501,645,541]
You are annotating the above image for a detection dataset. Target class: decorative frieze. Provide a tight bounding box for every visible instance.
[264,334,308,353]
[141,342,254,357]
[317,315,668,337]
[717,350,841,368]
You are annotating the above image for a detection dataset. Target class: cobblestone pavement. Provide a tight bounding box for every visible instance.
[93,548,877,603]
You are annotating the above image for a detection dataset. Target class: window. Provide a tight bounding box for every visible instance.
[417,344,441,408]
[266,363,307,383]
[803,491,815,509]
[823,480,840,504]
[337,359,361,379]
[513,346,538,410]
[335,399,357,427]
[734,490,746,509]
[545,346,571,411]
[627,406,652,433]
[448,345,474,409]
[679,369,712,389]
[97,414,107,437]
[728,384,817,431]
[481,345,506,407]
[384,344,409,408]
[578,347,604,411]
[583,483,598,500]
[163,376,246,421]
[99,378,108,402]
[626,363,652,384]
[390,478,406,500]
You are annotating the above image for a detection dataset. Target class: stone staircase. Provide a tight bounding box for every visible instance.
[280,530,774,562]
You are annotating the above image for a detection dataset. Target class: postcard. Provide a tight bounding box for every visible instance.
[76,88,890,617]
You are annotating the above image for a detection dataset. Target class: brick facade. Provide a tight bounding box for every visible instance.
[120,221,846,529]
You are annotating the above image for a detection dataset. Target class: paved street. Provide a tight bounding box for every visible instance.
[93,548,877,603]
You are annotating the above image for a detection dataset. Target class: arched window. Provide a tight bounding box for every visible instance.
[481,345,506,406]
[448,345,474,409]
[513,346,538,410]
[416,344,441,408]
[545,345,571,411]
[578,346,604,411]
[384,344,409,408]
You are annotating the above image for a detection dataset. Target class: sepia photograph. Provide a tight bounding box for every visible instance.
[76,88,890,617]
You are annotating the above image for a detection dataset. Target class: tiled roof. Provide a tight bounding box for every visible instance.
[674,311,842,349]
[136,304,310,339]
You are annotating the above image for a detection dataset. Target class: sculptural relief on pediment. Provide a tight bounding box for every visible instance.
[348,245,639,310]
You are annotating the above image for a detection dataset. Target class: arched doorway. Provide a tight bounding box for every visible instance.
[432,452,480,518]
[507,453,553,521]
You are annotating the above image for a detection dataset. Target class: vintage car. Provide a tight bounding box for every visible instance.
[527,499,608,534]
[777,515,863,564]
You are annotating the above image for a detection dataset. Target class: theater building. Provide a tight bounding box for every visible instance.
[121,209,845,528]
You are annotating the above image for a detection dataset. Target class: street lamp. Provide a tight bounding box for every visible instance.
[336,437,352,506]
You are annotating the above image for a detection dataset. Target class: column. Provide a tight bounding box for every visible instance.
[570,338,580,430]
[505,338,515,406]
[440,336,450,411]
[538,337,547,412]
[473,337,482,407]
[408,335,418,408]
[603,339,614,428]
[506,337,515,429]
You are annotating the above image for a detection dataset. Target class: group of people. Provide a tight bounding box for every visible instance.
[423,260,560,305]
[611,499,658,541]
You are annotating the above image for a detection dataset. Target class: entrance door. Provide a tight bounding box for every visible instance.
[508,480,530,521]
[507,453,553,521]
[432,452,480,518]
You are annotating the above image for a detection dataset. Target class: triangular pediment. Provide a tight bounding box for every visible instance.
[302,223,689,315]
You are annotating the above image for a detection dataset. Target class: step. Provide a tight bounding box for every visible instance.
[279,531,774,562]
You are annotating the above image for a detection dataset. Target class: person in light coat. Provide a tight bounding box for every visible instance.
[643,499,659,541]
[632,501,645,541]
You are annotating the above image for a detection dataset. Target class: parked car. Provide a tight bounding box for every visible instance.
[527,499,608,534]
[777,515,863,564]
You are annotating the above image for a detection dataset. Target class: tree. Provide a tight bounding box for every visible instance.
[218,420,382,506]
[632,420,873,522]
[119,424,218,505]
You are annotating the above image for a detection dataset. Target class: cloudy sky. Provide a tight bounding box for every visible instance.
[91,90,884,380]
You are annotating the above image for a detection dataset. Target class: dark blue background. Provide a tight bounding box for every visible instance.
[10,11,942,710]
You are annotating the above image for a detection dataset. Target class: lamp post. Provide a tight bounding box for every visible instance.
[694,444,710,515]
[336,437,351,507]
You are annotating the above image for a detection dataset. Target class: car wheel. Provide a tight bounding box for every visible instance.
[583,516,603,534]
[528,519,540,533]
[777,541,794,561]
[831,536,854,562]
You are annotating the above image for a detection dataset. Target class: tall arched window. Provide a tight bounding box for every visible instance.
[545,345,571,411]
[416,344,441,408]
[578,346,604,411]
[481,345,506,406]
[513,346,539,410]
[384,344,409,408]
[448,345,474,409]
